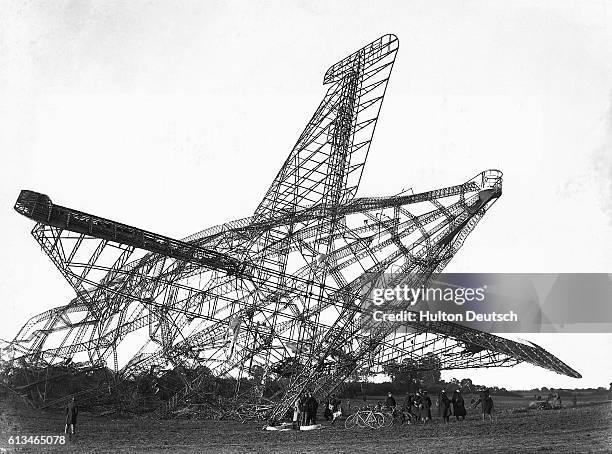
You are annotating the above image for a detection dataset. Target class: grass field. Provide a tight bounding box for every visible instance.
[1,397,611,453]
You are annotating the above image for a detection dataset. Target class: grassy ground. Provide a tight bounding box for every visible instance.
[0,397,610,453]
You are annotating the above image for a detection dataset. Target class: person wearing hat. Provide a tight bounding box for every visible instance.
[438,389,452,423]
[418,389,432,423]
[402,393,417,424]
[451,389,467,420]
[304,391,319,425]
[385,392,397,410]
[299,392,308,426]
[473,388,494,421]
[323,396,333,421]
[292,394,302,429]
[64,396,78,437]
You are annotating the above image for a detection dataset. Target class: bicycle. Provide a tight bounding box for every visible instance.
[380,407,406,427]
[344,409,385,429]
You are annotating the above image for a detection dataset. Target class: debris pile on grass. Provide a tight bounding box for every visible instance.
[0,361,277,421]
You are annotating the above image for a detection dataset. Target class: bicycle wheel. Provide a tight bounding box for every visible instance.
[395,411,406,425]
[344,413,358,429]
[363,412,375,429]
[382,412,393,428]
[356,412,369,428]
[367,412,384,429]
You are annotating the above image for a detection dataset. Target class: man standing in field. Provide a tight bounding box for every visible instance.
[473,388,494,421]
[309,393,319,424]
[385,392,396,409]
[438,390,452,423]
[451,390,467,420]
[64,396,78,437]
[292,394,302,429]
[299,392,308,426]
[323,396,332,421]
[417,390,432,424]
[402,394,418,423]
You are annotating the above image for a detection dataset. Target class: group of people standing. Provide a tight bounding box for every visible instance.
[292,392,344,428]
[436,389,467,422]
[381,388,493,423]
[292,391,320,429]
[398,390,436,423]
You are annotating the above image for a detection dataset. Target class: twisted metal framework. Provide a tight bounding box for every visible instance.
[4,34,579,422]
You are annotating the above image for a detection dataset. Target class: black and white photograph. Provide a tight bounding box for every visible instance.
[1,1,611,453]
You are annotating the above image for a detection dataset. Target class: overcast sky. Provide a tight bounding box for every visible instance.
[1,0,611,390]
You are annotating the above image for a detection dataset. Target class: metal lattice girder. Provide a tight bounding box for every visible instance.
[15,191,242,275]
[255,34,398,222]
[6,34,580,421]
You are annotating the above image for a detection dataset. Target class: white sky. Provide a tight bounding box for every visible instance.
[1,0,611,390]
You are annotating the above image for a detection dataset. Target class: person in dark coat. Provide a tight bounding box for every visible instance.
[473,388,494,421]
[312,394,319,424]
[418,390,432,424]
[451,390,467,420]
[403,394,418,423]
[304,392,318,425]
[64,397,78,436]
[438,390,452,423]
[323,396,332,421]
[299,392,309,426]
[385,392,396,409]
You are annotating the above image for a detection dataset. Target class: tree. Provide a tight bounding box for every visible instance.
[459,378,474,392]
[418,353,441,386]
[383,356,442,393]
